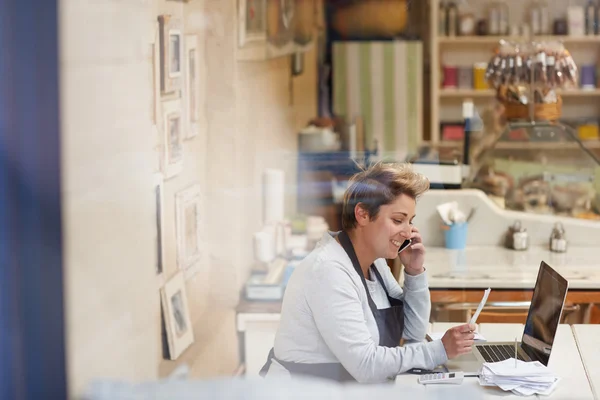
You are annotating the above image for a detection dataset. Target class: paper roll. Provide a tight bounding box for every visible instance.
[253,231,275,263]
[263,169,285,225]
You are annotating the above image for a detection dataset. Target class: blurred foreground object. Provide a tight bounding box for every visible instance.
[331,0,408,38]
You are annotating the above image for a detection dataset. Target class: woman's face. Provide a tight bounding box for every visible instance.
[363,194,416,260]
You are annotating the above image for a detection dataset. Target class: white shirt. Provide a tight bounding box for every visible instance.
[266,231,448,383]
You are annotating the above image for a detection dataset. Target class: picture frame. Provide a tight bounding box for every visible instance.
[175,184,203,279]
[183,34,199,139]
[238,0,267,47]
[161,98,184,179]
[152,23,161,125]
[158,15,182,94]
[154,173,166,288]
[160,272,194,360]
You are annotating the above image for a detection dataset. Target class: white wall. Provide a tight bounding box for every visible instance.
[59,0,317,397]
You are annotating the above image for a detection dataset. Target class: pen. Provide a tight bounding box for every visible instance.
[514,337,517,368]
[407,368,434,375]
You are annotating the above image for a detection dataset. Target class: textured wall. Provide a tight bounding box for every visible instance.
[59,0,317,397]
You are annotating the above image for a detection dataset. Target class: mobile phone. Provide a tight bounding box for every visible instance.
[398,238,412,253]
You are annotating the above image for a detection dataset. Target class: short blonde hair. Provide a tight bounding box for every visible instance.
[341,162,430,230]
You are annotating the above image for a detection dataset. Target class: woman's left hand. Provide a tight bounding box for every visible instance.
[399,226,425,275]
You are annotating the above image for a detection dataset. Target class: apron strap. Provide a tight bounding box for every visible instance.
[338,231,380,317]
[259,348,275,377]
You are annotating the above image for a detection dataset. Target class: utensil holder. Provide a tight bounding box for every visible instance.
[444,222,468,250]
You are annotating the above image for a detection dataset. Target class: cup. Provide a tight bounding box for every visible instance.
[443,65,458,88]
[443,223,468,250]
[457,66,473,89]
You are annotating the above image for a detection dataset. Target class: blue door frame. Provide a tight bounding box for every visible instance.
[0,0,67,399]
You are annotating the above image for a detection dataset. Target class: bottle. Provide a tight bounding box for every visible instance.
[586,0,596,35]
[531,3,541,36]
[539,0,550,35]
[439,0,448,36]
[488,4,499,35]
[596,2,600,35]
[447,2,458,37]
[498,2,509,35]
[461,99,474,180]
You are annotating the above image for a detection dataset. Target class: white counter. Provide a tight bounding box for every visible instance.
[572,325,600,400]
[422,245,600,290]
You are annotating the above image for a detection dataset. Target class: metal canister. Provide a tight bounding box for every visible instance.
[505,220,529,250]
[549,222,567,253]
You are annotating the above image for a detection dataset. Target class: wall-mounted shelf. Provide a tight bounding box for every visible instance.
[439,89,495,98]
[429,0,600,145]
[438,35,600,45]
[425,140,600,150]
[439,89,600,98]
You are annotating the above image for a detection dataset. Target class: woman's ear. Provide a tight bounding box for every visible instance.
[354,203,370,227]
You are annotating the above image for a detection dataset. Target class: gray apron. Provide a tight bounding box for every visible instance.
[259,230,405,382]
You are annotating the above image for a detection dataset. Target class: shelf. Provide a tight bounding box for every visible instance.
[429,0,600,145]
[427,140,600,150]
[439,89,600,99]
[438,35,600,45]
[560,89,600,97]
[439,89,495,98]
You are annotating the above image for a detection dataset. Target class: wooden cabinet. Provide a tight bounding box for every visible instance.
[430,289,600,324]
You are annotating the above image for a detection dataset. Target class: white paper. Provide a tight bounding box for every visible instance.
[470,287,491,325]
[479,358,560,396]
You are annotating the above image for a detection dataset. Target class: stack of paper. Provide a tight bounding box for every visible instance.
[479,358,560,396]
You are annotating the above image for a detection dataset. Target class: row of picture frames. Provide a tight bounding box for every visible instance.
[153,13,204,360]
[154,14,201,180]
[155,177,204,360]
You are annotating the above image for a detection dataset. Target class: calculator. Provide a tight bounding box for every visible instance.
[418,371,464,385]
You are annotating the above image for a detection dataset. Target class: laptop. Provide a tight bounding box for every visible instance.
[444,261,568,374]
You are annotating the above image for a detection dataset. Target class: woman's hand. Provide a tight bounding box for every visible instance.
[399,226,425,275]
[441,323,476,359]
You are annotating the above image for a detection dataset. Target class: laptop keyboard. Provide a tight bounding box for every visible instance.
[476,344,526,363]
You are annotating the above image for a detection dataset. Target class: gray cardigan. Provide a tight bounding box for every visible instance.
[266,232,448,383]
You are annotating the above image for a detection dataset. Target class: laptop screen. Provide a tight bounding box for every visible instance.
[521,261,568,365]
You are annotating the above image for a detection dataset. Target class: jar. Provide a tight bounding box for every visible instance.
[505,220,529,250]
[549,222,567,253]
[473,63,489,90]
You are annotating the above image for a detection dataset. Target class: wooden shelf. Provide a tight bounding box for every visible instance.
[438,35,600,45]
[429,0,600,145]
[426,140,600,150]
[439,89,495,98]
[438,89,600,98]
[560,89,600,97]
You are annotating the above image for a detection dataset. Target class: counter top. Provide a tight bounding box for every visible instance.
[423,245,600,290]
[237,245,600,317]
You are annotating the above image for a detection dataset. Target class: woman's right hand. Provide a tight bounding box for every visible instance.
[441,323,476,359]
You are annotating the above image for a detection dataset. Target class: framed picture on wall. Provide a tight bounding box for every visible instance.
[184,34,199,139]
[152,22,161,124]
[160,272,194,360]
[154,173,166,288]
[161,98,183,179]
[238,0,267,47]
[175,184,203,279]
[158,15,182,94]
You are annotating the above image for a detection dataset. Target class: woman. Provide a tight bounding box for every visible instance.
[260,162,475,383]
